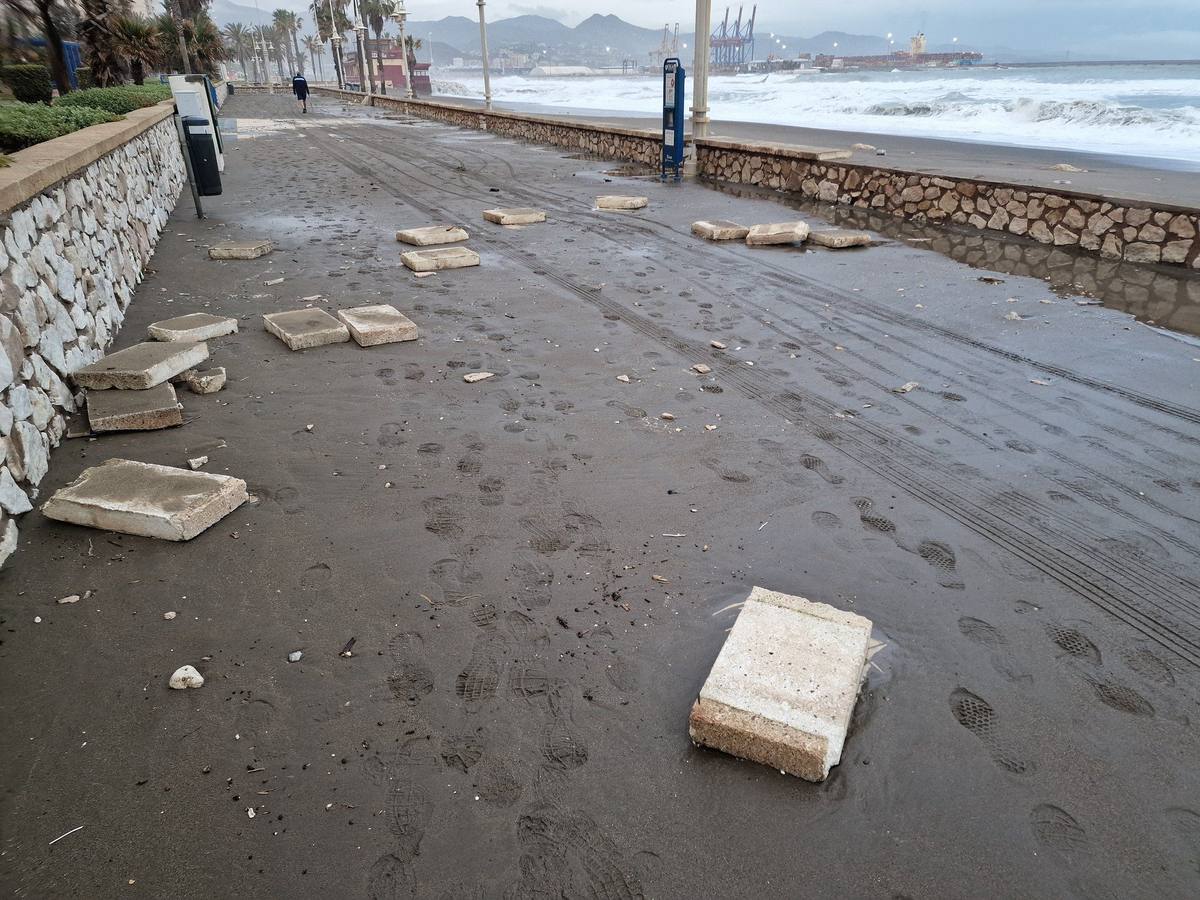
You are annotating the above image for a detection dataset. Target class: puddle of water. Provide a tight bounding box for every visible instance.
[711,180,1200,338]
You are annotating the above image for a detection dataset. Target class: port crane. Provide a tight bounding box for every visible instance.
[711,5,756,68]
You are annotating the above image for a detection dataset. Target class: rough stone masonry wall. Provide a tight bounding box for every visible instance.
[0,116,185,566]
[695,142,1200,269]
[314,88,663,168]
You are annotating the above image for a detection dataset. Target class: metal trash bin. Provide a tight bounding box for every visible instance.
[182,115,222,196]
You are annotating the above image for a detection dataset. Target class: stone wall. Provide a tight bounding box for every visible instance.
[695,138,1200,269]
[0,104,186,566]
[314,87,663,167]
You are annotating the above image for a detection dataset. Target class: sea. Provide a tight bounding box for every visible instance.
[443,64,1200,166]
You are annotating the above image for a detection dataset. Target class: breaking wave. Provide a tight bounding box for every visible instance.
[441,65,1200,163]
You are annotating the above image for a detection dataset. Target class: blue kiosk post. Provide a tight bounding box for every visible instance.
[661,57,686,182]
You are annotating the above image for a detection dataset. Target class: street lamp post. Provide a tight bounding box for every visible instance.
[691,0,712,138]
[390,0,415,100]
[476,0,492,109]
[327,0,344,89]
[351,0,372,101]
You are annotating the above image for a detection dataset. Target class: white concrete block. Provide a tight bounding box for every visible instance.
[401,247,481,272]
[809,229,873,249]
[147,313,238,342]
[483,208,546,225]
[262,309,350,351]
[41,458,247,541]
[337,305,418,347]
[73,342,209,390]
[688,586,872,781]
[209,240,272,259]
[395,225,469,246]
[596,196,648,210]
[87,383,182,432]
[692,220,750,241]
[746,222,811,246]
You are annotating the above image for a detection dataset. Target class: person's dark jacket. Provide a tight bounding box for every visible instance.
[292,75,309,100]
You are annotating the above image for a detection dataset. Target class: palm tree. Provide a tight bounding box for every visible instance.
[272,8,304,75]
[310,0,350,87]
[79,0,125,86]
[362,0,388,94]
[302,34,324,81]
[222,22,251,80]
[112,16,163,85]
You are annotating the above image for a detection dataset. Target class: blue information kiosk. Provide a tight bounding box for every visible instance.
[661,57,686,182]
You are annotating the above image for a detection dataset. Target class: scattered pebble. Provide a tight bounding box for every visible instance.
[692,363,712,374]
[187,456,208,470]
[616,374,631,383]
[660,412,675,421]
[463,372,495,383]
[57,594,81,605]
[168,665,204,690]
[288,650,303,663]
[710,340,727,350]
[704,424,718,431]
[1004,311,1024,321]
[163,611,177,620]
[1030,378,1053,386]
[305,424,314,432]
[893,381,919,394]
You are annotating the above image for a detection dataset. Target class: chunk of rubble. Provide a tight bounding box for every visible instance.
[689,586,872,782]
[596,195,648,210]
[86,383,182,432]
[483,208,546,225]
[692,220,749,241]
[746,222,811,246]
[73,342,209,390]
[209,240,272,260]
[182,367,226,395]
[463,372,495,383]
[395,225,469,246]
[263,309,350,350]
[336,305,418,347]
[169,665,204,689]
[809,229,872,249]
[148,313,238,342]
[401,247,480,272]
[41,458,248,541]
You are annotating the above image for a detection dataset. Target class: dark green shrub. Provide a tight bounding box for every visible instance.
[0,64,53,104]
[0,104,120,153]
[75,67,94,90]
[54,83,171,115]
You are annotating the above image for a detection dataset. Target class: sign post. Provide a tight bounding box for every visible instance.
[661,57,686,182]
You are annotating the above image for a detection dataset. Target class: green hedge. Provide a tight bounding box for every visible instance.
[54,83,172,115]
[0,104,120,153]
[0,64,53,104]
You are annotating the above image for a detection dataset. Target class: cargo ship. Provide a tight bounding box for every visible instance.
[815,33,982,71]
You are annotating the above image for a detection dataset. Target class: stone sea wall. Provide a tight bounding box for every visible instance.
[0,105,186,566]
[695,139,1200,269]
[314,88,663,167]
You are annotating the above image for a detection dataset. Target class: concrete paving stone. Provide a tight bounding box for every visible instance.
[692,220,750,241]
[86,383,182,432]
[336,305,418,347]
[596,195,649,210]
[688,586,872,782]
[147,313,239,342]
[746,222,811,246]
[809,229,873,249]
[482,208,547,225]
[208,240,272,259]
[401,247,481,272]
[183,367,226,394]
[262,309,350,350]
[73,342,209,390]
[395,225,469,246]
[41,458,248,541]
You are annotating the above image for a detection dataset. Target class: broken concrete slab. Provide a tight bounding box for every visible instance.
[483,208,547,225]
[182,367,226,395]
[463,372,495,383]
[73,342,209,391]
[262,309,350,351]
[809,229,872,249]
[745,222,811,246]
[147,313,238,342]
[337,305,419,347]
[395,225,469,246]
[688,586,872,782]
[41,458,247,541]
[401,247,481,272]
[86,383,182,432]
[692,220,750,241]
[596,195,648,211]
[209,240,272,259]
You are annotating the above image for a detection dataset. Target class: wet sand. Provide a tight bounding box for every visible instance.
[2,92,1199,898]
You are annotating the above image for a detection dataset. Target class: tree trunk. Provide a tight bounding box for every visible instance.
[131,59,145,84]
[332,43,343,88]
[375,39,385,94]
[292,30,304,75]
[37,2,72,95]
[238,49,248,80]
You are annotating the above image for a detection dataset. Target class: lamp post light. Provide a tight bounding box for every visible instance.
[476,0,493,109]
[390,0,415,100]
[327,0,344,88]
[691,0,712,138]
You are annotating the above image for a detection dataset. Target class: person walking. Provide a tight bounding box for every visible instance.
[292,72,310,113]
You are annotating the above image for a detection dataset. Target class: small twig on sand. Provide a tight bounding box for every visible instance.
[49,825,84,846]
